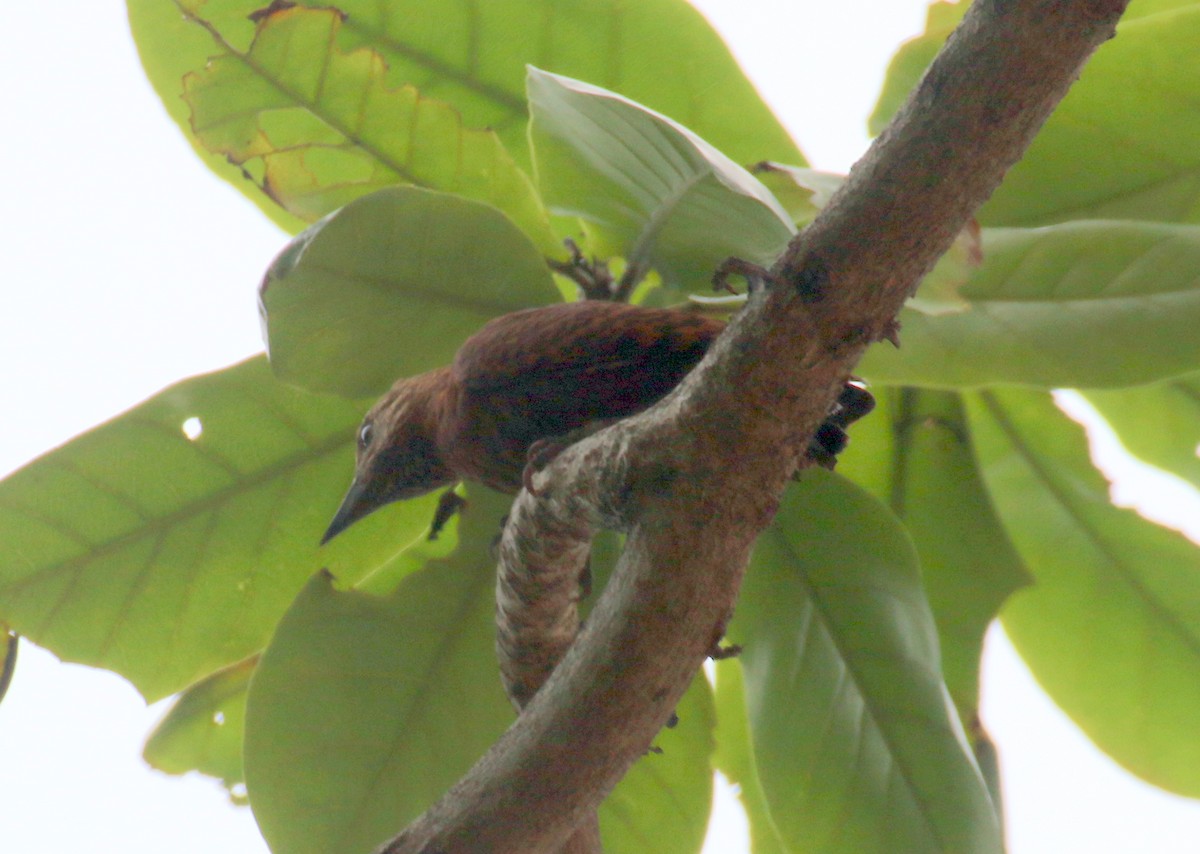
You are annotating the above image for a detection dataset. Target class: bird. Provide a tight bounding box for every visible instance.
[321,301,873,544]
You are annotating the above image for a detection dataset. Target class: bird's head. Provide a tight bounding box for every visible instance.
[321,371,456,544]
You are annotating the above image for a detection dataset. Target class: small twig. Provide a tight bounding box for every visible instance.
[609,260,646,303]
[547,239,616,301]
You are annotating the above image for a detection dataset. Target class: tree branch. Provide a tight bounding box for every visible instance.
[378,1,1129,851]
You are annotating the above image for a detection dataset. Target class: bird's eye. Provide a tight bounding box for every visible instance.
[358,422,374,450]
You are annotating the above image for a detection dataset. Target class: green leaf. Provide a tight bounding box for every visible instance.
[1085,374,1200,490]
[985,6,1200,225]
[870,3,1200,226]
[0,356,434,701]
[966,388,1200,796]
[245,485,713,854]
[906,220,981,317]
[601,676,715,854]
[730,471,1001,854]
[129,0,801,232]
[283,0,803,169]
[868,1,968,137]
[143,655,256,799]
[527,67,795,293]
[859,221,1200,389]
[746,162,834,227]
[244,487,515,854]
[126,0,305,234]
[259,186,560,397]
[176,3,556,248]
[838,389,1030,725]
[867,0,1196,135]
[712,659,788,854]
[140,513,468,792]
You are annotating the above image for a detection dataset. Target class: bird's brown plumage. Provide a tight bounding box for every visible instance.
[322,301,870,543]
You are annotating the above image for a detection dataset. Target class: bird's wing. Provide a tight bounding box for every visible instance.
[452,302,724,426]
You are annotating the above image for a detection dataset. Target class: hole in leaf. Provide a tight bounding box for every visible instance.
[212,711,226,726]
[181,417,203,441]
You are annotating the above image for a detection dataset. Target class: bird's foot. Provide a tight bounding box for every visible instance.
[712,257,782,294]
[803,381,876,470]
[427,488,467,541]
[521,419,619,496]
[521,436,572,495]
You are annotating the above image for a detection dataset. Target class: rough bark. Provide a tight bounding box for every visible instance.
[378,1,1130,851]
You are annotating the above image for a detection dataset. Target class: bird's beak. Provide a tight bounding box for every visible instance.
[320,477,373,545]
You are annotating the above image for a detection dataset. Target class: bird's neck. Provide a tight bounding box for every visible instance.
[399,366,459,460]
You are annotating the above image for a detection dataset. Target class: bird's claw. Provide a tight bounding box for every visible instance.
[428,489,467,540]
[712,257,781,294]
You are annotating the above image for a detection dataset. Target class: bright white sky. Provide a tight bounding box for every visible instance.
[2,2,1200,853]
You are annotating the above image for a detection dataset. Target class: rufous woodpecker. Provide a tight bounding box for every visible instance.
[321,301,873,543]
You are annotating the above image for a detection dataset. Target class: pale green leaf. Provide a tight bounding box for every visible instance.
[0,356,434,701]
[1085,374,1200,490]
[143,655,256,799]
[176,4,556,249]
[245,486,713,854]
[129,0,802,232]
[967,388,1200,796]
[747,162,835,226]
[870,3,1200,226]
[837,389,1030,725]
[528,67,795,293]
[860,221,1200,389]
[325,0,805,168]
[906,220,981,317]
[984,6,1200,225]
[244,488,516,854]
[730,471,1001,854]
[259,186,560,397]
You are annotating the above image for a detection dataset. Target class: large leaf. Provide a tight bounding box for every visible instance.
[729,471,1001,854]
[872,4,1200,226]
[140,504,471,793]
[128,0,801,224]
[986,5,1200,225]
[244,506,513,854]
[143,655,257,798]
[967,388,1200,796]
[859,221,1200,389]
[528,68,795,293]
[0,356,435,701]
[1085,373,1200,490]
[259,186,560,397]
[175,3,556,249]
[838,389,1030,724]
[126,0,305,233]
[245,486,714,854]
